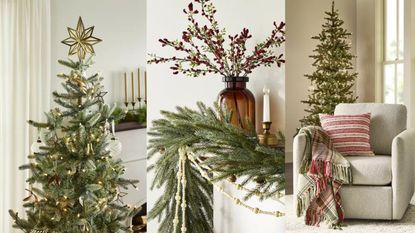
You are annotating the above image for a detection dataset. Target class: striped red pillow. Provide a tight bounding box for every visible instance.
[319,113,374,156]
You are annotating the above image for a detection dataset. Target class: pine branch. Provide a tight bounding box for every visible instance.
[148,101,285,233]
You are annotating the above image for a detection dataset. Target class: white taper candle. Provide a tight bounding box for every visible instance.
[112,119,115,135]
[263,87,270,122]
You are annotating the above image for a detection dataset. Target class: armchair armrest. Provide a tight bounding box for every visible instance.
[293,133,307,197]
[391,128,415,219]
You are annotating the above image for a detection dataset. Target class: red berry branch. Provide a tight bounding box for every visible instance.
[148,0,285,77]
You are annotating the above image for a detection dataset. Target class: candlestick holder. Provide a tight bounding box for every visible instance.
[131,101,136,110]
[258,122,278,147]
[137,97,142,108]
[124,102,129,108]
[144,99,147,105]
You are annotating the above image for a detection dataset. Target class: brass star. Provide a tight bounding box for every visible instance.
[62,17,102,59]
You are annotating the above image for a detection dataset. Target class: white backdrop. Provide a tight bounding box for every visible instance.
[0,0,51,232]
[50,0,147,106]
[147,0,285,232]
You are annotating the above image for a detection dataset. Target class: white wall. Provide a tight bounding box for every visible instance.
[51,0,146,106]
[147,0,285,232]
[356,0,379,102]
[285,0,357,162]
[404,0,415,128]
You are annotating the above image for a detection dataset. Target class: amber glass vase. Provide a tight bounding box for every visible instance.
[218,76,255,129]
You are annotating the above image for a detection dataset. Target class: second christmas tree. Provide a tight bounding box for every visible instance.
[300,1,358,127]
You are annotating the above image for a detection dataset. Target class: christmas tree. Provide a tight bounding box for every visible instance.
[300,1,358,127]
[9,17,138,232]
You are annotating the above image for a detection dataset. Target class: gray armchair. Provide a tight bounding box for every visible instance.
[293,103,415,220]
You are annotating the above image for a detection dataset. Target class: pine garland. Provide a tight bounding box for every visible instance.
[186,149,285,217]
[300,1,358,127]
[148,102,285,233]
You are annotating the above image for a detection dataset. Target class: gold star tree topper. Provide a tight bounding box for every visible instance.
[62,17,102,59]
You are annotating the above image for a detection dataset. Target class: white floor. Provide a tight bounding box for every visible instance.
[284,195,415,233]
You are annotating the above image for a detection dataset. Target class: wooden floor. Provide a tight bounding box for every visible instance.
[285,163,293,195]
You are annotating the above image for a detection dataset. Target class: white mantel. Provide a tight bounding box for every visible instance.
[116,128,147,207]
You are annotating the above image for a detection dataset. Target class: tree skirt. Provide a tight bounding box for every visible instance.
[284,195,415,233]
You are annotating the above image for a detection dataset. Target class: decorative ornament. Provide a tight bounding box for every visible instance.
[107,137,122,157]
[96,91,108,103]
[61,17,102,59]
[70,73,87,94]
[23,189,39,204]
[85,143,94,156]
[31,136,45,154]
[104,119,111,135]
[48,175,62,186]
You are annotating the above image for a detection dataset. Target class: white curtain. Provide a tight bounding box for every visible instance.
[0,0,51,232]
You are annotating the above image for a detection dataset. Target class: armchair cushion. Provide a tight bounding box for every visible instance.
[347,155,391,185]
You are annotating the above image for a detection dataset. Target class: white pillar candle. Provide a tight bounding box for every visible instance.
[263,87,270,122]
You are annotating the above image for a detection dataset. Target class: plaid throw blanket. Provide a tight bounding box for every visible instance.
[296,126,353,228]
